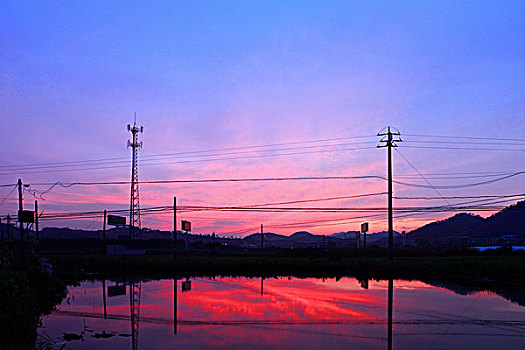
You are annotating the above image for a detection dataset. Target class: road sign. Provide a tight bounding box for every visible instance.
[18,210,34,223]
[361,222,369,233]
[107,284,126,297]
[181,220,191,232]
[182,280,191,292]
[107,215,126,226]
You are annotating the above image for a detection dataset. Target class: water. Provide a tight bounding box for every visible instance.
[39,277,525,349]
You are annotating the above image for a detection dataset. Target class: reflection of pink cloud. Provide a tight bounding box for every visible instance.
[43,276,524,349]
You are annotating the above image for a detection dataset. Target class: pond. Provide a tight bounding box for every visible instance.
[38,277,525,349]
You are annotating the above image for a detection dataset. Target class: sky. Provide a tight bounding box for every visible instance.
[0,1,524,236]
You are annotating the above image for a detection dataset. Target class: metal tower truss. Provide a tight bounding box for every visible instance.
[129,280,142,350]
[127,119,143,240]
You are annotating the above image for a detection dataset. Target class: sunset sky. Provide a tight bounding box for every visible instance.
[1,1,524,236]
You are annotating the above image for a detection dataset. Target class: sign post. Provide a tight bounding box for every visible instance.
[181,220,191,251]
[361,222,369,249]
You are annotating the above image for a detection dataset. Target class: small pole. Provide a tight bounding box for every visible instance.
[173,197,177,260]
[103,210,107,255]
[1,217,3,242]
[35,201,39,242]
[260,224,264,249]
[185,230,188,251]
[17,179,23,240]
[322,235,325,250]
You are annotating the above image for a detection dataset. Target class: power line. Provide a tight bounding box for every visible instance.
[22,171,525,189]
[0,145,377,176]
[0,140,377,173]
[403,134,525,142]
[402,146,525,152]
[405,140,525,146]
[0,185,17,210]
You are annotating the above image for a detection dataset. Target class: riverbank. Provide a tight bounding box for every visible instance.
[0,243,67,350]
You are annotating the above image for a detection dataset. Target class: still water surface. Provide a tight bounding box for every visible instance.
[40,277,525,349]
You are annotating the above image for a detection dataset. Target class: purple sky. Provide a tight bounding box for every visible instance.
[1,1,524,235]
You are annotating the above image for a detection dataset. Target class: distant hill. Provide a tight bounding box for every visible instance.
[408,213,485,242]
[330,231,358,239]
[23,201,525,247]
[475,201,525,237]
[408,201,525,242]
[290,231,314,239]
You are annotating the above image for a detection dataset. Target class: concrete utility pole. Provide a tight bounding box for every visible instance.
[377,127,402,260]
[173,197,177,261]
[17,179,23,240]
[35,201,39,242]
[103,210,107,255]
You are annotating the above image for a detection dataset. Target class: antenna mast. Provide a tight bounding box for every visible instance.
[127,116,143,240]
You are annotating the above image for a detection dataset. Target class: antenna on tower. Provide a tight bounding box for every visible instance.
[127,115,144,240]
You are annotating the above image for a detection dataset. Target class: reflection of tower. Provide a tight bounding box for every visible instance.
[127,118,143,240]
[130,280,142,350]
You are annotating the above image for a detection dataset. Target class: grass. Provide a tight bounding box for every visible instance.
[47,252,525,287]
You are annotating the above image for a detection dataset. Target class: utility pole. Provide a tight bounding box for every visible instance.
[17,179,23,240]
[127,117,143,240]
[173,197,177,261]
[260,224,264,249]
[35,201,39,242]
[377,127,402,260]
[103,210,107,255]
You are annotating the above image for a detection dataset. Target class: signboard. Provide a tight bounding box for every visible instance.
[18,210,35,223]
[181,220,191,232]
[355,231,360,239]
[107,215,126,226]
[182,280,191,292]
[107,284,126,297]
[360,222,369,233]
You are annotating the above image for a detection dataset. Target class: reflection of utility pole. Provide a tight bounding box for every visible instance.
[388,278,394,350]
[173,277,177,335]
[102,279,107,319]
[260,277,264,296]
[377,127,402,260]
